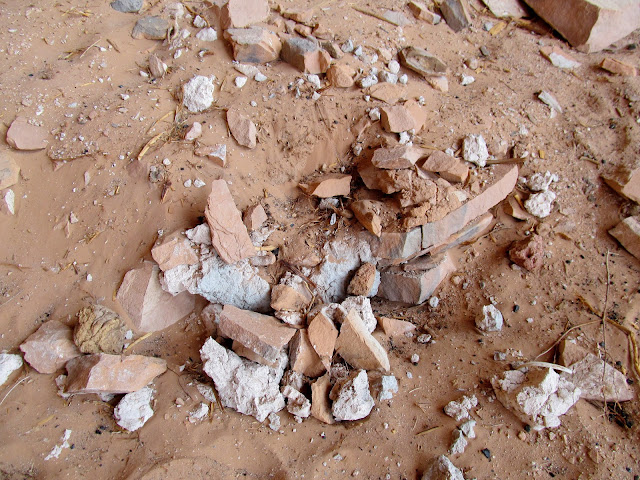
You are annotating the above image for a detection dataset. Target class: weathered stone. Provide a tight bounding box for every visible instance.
[462,134,489,167]
[220,0,270,29]
[374,374,399,401]
[114,386,154,432]
[0,353,22,387]
[351,200,383,237]
[602,161,640,203]
[378,254,455,304]
[0,152,20,190]
[196,27,218,42]
[311,373,334,424]
[271,284,311,312]
[379,317,417,338]
[218,304,296,363]
[289,330,326,378]
[335,310,390,371]
[380,105,415,133]
[330,370,374,421]
[482,0,528,18]
[381,9,411,26]
[226,109,257,149]
[65,354,167,394]
[224,27,282,64]
[369,228,423,261]
[1,188,15,216]
[117,261,195,333]
[523,0,640,52]
[281,8,314,24]
[397,176,439,209]
[326,64,355,88]
[538,90,563,114]
[601,57,638,76]
[307,310,339,370]
[300,173,351,197]
[339,296,377,333]
[282,385,312,418]
[74,304,127,354]
[439,0,471,32]
[132,16,169,40]
[110,0,143,13]
[524,190,556,218]
[20,321,81,374]
[372,145,425,170]
[368,83,407,104]
[444,394,477,421]
[182,76,215,113]
[428,75,449,93]
[358,161,413,194]
[420,151,469,183]
[347,263,380,297]
[399,46,448,78]
[476,304,503,332]
[151,230,199,272]
[184,122,202,141]
[148,54,167,79]
[609,216,640,260]
[243,204,268,231]
[421,455,464,480]
[195,144,227,167]
[408,1,442,23]
[6,117,47,151]
[449,429,468,455]
[428,212,493,256]
[232,340,279,368]
[509,234,545,271]
[281,235,322,268]
[540,46,581,69]
[281,37,331,74]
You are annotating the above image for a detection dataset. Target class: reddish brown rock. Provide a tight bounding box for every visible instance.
[218,304,296,363]
[271,284,312,312]
[408,0,441,23]
[439,0,471,32]
[379,317,417,338]
[290,329,326,378]
[20,321,81,374]
[226,109,257,149]
[151,230,199,272]
[300,173,351,198]
[307,310,339,370]
[281,37,331,74]
[6,117,48,151]
[602,161,640,203]
[65,354,167,394]
[509,234,545,271]
[358,161,413,194]
[368,228,423,261]
[347,263,379,297]
[351,200,383,237]
[380,105,415,133]
[404,100,427,133]
[368,83,407,104]
[116,261,195,332]
[326,64,355,88]
[281,8,314,24]
[609,216,640,261]
[335,310,390,371]
[243,204,268,231]
[601,58,638,76]
[372,145,425,170]
[205,179,256,263]
[311,373,335,424]
[220,0,270,29]
[397,176,439,208]
[420,151,469,183]
[224,27,282,64]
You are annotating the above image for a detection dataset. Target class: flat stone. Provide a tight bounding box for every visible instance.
[372,145,425,169]
[330,370,375,421]
[132,16,168,40]
[339,295,378,333]
[300,173,351,197]
[195,144,227,167]
[307,310,339,370]
[65,354,167,394]
[379,317,417,338]
[271,284,312,313]
[281,37,331,74]
[0,152,20,190]
[6,117,47,150]
[205,179,256,263]
[382,9,411,26]
[405,100,427,133]
[226,109,257,149]
[420,151,469,183]
[439,0,471,32]
[110,0,142,13]
[368,83,407,104]
[380,105,415,133]
[601,57,638,76]
[602,161,640,203]
[114,386,154,432]
[509,234,545,271]
[540,46,581,69]
[281,235,322,268]
[335,310,390,371]
[523,0,640,52]
[218,304,296,363]
[428,75,449,93]
[182,76,215,113]
[20,320,81,374]
[378,375,399,400]
[220,0,270,29]
[347,262,380,297]
[428,212,493,256]
[224,27,282,64]
[408,1,442,24]
[232,340,279,367]
[482,0,528,18]
[368,228,423,261]
[609,216,640,260]
[326,64,355,88]
[0,353,23,387]
[421,455,464,480]
[399,46,448,78]
[243,204,268,231]
[151,230,199,272]
[116,261,195,333]
[311,374,334,424]
[281,8,314,24]
[351,200,383,237]
[74,304,127,354]
[289,329,326,378]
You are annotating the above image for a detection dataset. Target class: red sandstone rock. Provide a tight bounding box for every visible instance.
[351,200,383,237]
[335,310,390,371]
[220,0,270,29]
[224,27,282,64]
[601,58,638,76]
[327,64,355,88]
[226,109,257,149]
[420,151,469,183]
[311,373,334,424]
[372,145,425,169]
[20,320,81,374]
[151,230,199,272]
[281,37,331,74]
[609,216,640,261]
[380,105,415,133]
[243,204,268,231]
[307,310,339,370]
[379,317,417,338]
[347,263,379,297]
[602,161,640,203]
[6,117,48,151]
[300,174,351,197]
[289,329,326,378]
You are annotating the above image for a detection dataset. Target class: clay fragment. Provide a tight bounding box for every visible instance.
[74,304,128,354]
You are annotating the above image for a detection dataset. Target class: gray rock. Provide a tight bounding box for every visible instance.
[114,386,154,431]
[476,304,503,332]
[110,0,143,13]
[422,455,464,480]
[132,16,169,40]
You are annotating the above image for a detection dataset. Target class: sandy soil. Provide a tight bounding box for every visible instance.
[0,0,639,478]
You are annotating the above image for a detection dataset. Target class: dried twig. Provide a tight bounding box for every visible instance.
[0,375,29,407]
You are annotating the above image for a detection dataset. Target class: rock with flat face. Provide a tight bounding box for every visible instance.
[0,152,20,190]
[132,16,169,40]
[602,161,640,203]
[330,370,374,421]
[372,145,425,169]
[307,310,338,370]
[439,0,471,32]
[399,46,448,78]
[220,0,270,29]
[6,117,47,150]
[421,455,464,480]
[226,110,257,149]
[335,310,389,371]
[281,37,331,74]
[151,230,199,272]
[114,386,154,431]
[609,216,640,261]
[110,0,142,13]
[311,374,334,424]
[20,321,81,374]
[300,174,351,198]
[326,64,355,87]
[224,27,282,64]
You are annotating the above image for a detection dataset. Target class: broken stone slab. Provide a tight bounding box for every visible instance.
[420,151,469,183]
[232,340,279,367]
[226,109,257,149]
[379,317,417,338]
[330,370,375,421]
[6,117,47,151]
[307,310,339,370]
[224,27,282,64]
[421,455,464,480]
[20,320,81,374]
[492,367,581,430]
[326,64,355,88]
[476,304,504,332]
[220,0,270,29]
[368,83,407,104]
[427,212,493,257]
[368,228,423,262]
[444,394,478,421]
[74,304,128,354]
[421,164,518,250]
[0,353,23,387]
[200,337,286,422]
[347,262,380,297]
[114,386,154,431]
[408,1,442,24]
[151,230,199,272]
[540,46,581,69]
[272,272,313,309]
[110,0,143,13]
[281,37,331,74]
[339,296,378,333]
[351,200,383,237]
[559,339,634,402]
[218,304,296,363]
[509,234,545,271]
[378,254,456,305]
[372,145,425,169]
[182,75,215,113]
[380,105,416,133]
[378,374,399,401]
[601,57,638,76]
[602,161,640,203]
[0,152,19,190]
[299,173,351,197]
[538,90,563,114]
[462,134,489,167]
[117,261,195,333]
[609,216,640,261]
[290,330,325,378]
[243,204,268,231]
[335,310,390,371]
[523,0,640,52]
[184,122,203,141]
[65,354,167,394]
[282,385,311,419]
[132,16,169,40]
[381,9,412,26]
[439,0,471,32]
[311,373,334,424]
[195,144,227,167]
[481,0,528,18]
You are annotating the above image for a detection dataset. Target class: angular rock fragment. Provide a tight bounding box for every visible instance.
[151,230,199,272]
[481,0,528,18]
[378,375,399,401]
[444,394,477,421]
[307,311,339,370]
[196,27,218,42]
[330,370,374,421]
[368,83,407,104]
[408,1,442,23]
[508,234,544,271]
[600,57,637,76]
[369,228,423,262]
[281,37,331,74]
[428,213,493,256]
[6,117,47,151]
[372,145,425,169]
[439,0,471,32]
[311,373,334,424]
[339,296,377,333]
[114,386,154,431]
[148,54,167,79]
[224,27,282,64]
[335,310,390,371]
[110,0,143,13]
[0,353,23,387]
[74,304,128,354]
[462,134,488,167]
[243,204,268,231]
[20,321,81,374]
[420,151,469,183]
[449,429,468,455]
[132,16,169,40]
[65,354,167,394]
[182,75,215,113]
[226,109,257,149]
[358,161,413,194]
[421,455,464,480]
[271,272,313,312]
[326,64,355,88]
[476,304,503,332]
[609,216,640,260]
[195,144,227,167]
[184,122,202,141]
[524,190,555,218]
[232,340,279,367]
[289,330,326,378]
[282,385,311,419]
[379,317,417,338]
[540,46,581,69]
[351,200,383,237]
[300,173,351,198]
[380,105,416,133]
[602,161,640,203]
[220,0,270,29]
[347,263,380,297]
[538,90,562,113]
[0,152,20,190]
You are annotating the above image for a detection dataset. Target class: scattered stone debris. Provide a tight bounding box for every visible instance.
[195,144,227,167]
[330,370,375,421]
[524,190,556,218]
[6,116,47,150]
[132,16,169,40]
[182,76,215,113]
[196,27,218,42]
[399,47,448,78]
[378,375,399,401]
[509,234,545,271]
[0,353,23,386]
[449,428,468,455]
[20,320,81,374]
[481,0,528,18]
[281,37,331,74]
[74,304,128,354]
[267,411,281,431]
[408,1,442,24]
[148,54,167,78]
[609,216,640,260]
[444,394,478,421]
[114,386,155,432]
[421,454,464,480]
[476,304,504,332]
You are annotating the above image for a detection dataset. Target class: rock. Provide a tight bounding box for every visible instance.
[408,1,442,23]
[420,151,469,183]
[601,57,638,76]
[185,122,203,141]
[132,16,169,40]
[218,304,296,363]
[523,0,640,53]
[449,429,468,455]
[65,354,167,394]
[379,317,417,338]
[74,304,128,354]
[335,310,390,371]
[444,394,477,421]
[200,337,286,422]
[462,134,489,167]
[378,375,399,401]
[476,304,503,332]
[220,0,270,29]
[540,46,581,69]
[421,455,464,480]
[110,0,143,13]
[368,83,407,104]
[243,204,268,231]
[526,171,558,192]
[602,161,640,203]
[322,41,344,59]
[428,75,449,93]
[0,152,20,190]
[428,213,493,256]
[271,272,313,310]
[195,144,227,167]
[311,374,334,424]
[226,109,257,149]
[380,105,415,133]
[460,419,476,438]
[405,100,427,133]
[300,173,351,197]
[340,296,377,333]
[224,27,282,64]
[439,0,471,32]
[232,340,279,367]
[492,367,581,430]
[148,54,167,79]
[281,8,314,23]
[378,254,456,305]
[1,189,15,215]
[117,261,195,333]
[281,37,331,74]
[524,190,556,218]
[509,234,545,271]
[481,0,528,18]
[267,412,281,431]
[151,230,199,272]
[205,179,256,263]
[558,339,634,402]
[538,90,563,113]
[196,27,218,42]
[351,200,383,237]
[372,145,425,170]
[369,228,423,262]
[282,385,311,419]
[114,386,154,431]
[0,353,23,387]
[20,321,81,374]
[182,76,215,113]
[609,216,640,260]
[307,310,339,370]
[330,370,374,421]
[290,330,325,378]
[6,117,47,150]
[326,64,355,88]
[347,263,380,297]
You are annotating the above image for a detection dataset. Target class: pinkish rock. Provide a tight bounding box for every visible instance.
[243,204,268,231]
[65,353,167,394]
[347,263,380,297]
[408,1,442,23]
[232,340,279,367]
[439,0,471,32]
[509,234,545,271]
[372,145,425,169]
[368,83,407,104]
[184,122,202,141]
[482,0,528,18]
[326,64,355,88]
[0,152,20,190]
[602,161,640,203]
[205,179,256,263]
[609,216,640,261]
[404,100,427,133]
[420,151,469,183]
[351,200,383,237]
[6,117,48,151]
[281,37,331,74]
[427,212,493,256]
[224,27,282,64]
[601,58,638,76]
[380,105,416,133]
[151,230,199,272]
[311,373,334,424]
[540,46,581,69]
[195,144,227,167]
[289,329,326,378]
[379,317,417,338]
[271,284,312,312]
[116,261,195,333]
[227,109,257,149]
[358,161,413,194]
[220,0,270,29]
[335,310,390,371]
[20,320,81,374]
[368,228,423,261]
[300,174,351,198]
[307,310,338,370]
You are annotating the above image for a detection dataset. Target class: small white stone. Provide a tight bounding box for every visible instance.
[194,178,206,188]
[162,158,171,166]
[254,72,267,82]
[398,74,408,84]
[0,353,23,387]
[476,304,503,332]
[196,27,217,42]
[250,100,258,107]
[86,273,93,282]
[341,39,354,53]
[235,76,248,88]
[428,296,439,308]
[410,353,419,365]
[312,92,321,101]
[525,191,556,218]
[306,74,321,89]
[463,134,489,167]
[114,386,155,432]
[461,75,475,86]
[388,60,400,74]
[193,15,207,28]
[368,107,380,121]
[184,179,192,188]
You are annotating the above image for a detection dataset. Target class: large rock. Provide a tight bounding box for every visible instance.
[65,354,167,394]
[220,0,270,29]
[132,16,169,40]
[609,216,640,260]
[351,200,383,237]
[20,321,81,374]
[335,310,390,371]
[0,152,20,190]
[151,230,199,272]
[281,37,331,74]
[289,329,325,378]
[368,228,423,262]
[224,27,282,64]
[74,304,128,354]
[330,370,374,421]
[372,145,425,169]
[6,117,47,150]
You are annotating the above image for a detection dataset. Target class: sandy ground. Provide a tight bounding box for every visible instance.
[0,0,639,478]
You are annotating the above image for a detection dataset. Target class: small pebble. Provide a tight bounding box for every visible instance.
[184,179,192,188]
[410,354,419,365]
